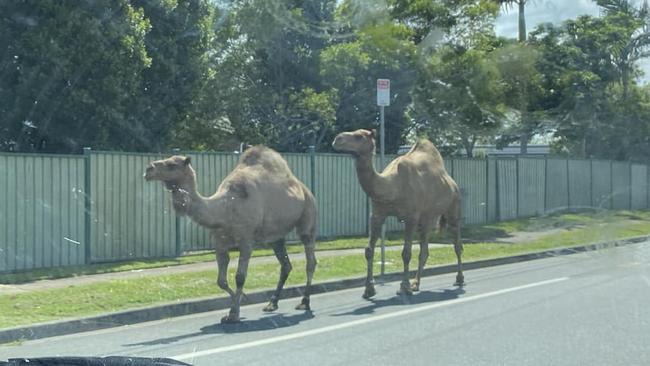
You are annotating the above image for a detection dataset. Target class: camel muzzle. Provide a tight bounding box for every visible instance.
[143,165,155,181]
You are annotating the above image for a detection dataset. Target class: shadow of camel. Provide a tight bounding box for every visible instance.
[124,311,315,347]
[332,287,466,317]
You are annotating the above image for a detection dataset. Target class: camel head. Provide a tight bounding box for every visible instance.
[332,129,376,156]
[144,155,194,190]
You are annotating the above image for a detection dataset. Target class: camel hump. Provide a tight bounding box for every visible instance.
[408,139,444,162]
[239,145,291,173]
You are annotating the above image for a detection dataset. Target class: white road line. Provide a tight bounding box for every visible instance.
[173,276,569,361]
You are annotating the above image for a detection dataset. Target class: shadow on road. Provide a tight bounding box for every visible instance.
[123,311,315,347]
[331,287,465,317]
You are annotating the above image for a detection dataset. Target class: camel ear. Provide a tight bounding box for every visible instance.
[183,156,191,166]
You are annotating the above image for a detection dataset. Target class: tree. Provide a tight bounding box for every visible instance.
[495,0,529,42]
[595,0,650,100]
[410,37,505,157]
[128,0,220,152]
[492,42,551,152]
[0,1,151,152]
[208,0,340,152]
[320,18,417,153]
[531,16,650,161]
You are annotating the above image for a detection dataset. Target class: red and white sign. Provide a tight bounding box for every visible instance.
[377,79,390,106]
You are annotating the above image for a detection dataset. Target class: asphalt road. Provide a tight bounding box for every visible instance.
[2,242,650,366]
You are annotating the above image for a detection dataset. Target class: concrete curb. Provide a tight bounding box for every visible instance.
[1,235,648,344]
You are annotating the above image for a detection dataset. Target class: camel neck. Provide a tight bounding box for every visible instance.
[170,176,215,228]
[354,154,388,199]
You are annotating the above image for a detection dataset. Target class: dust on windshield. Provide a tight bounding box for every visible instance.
[2,0,650,365]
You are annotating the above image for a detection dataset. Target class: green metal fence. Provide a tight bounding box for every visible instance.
[2,150,650,273]
[0,153,85,272]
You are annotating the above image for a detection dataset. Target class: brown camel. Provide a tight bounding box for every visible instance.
[332,129,463,298]
[144,146,317,323]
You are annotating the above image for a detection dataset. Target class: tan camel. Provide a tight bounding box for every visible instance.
[144,147,317,323]
[332,129,463,298]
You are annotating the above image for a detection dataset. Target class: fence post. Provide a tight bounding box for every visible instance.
[172,148,182,256]
[308,146,316,195]
[610,160,614,210]
[485,158,489,223]
[83,147,92,265]
[566,159,571,212]
[515,157,520,218]
[589,160,594,208]
[629,162,633,210]
[542,155,548,215]
[495,158,501,221]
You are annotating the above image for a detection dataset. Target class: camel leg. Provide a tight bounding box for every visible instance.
[216,248,237,322]
[221,245,252,324]
[363,213,386,299]
[411,222,432,292]
[296,237,316,310]
[450,215,464,286]
[263,239,292,312]
[398,219,416,296]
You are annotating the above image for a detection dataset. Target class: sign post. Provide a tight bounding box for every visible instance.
[376,79,390,276]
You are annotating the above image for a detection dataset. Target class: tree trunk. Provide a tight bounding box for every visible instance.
[518,1,527,43]
[519,133,528,155]
[621,62,630,101]
[463,137,476,158]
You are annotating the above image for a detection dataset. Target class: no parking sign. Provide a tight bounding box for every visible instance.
[377,79,390,106]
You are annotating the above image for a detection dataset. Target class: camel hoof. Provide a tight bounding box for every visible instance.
[410,282,420,292]
[362,286,376,300]
[262,301,278,312]
[220,314,240,324]
[454,274,465,287]
[397,281,413,296]
[295,298,310,311]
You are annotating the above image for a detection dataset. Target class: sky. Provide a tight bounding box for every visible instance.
[494,0,650,83]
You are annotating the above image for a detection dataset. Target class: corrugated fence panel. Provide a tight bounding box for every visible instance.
[90,152,176,262]
[612,162,631,210]
[453,159,487,225]
[545,159,569,213]
[518,158,545,217]
[591,160,612,209]
[0,154,85,272]
[5,149,650,273]
[487,158,497,222]
[631,164,648,210]
[180,152,240,251]
[496,159,518,220]
[568,159,592,209]
[316,154,368,238]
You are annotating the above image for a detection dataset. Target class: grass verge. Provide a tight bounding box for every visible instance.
[2,209,649,285]
[1,210,649,330]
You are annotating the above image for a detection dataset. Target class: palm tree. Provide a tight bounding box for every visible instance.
[496,0,528,43]
[597,0,650,100]
[495,0,531,153]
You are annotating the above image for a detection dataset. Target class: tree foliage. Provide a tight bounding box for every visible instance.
[2,0,650,161]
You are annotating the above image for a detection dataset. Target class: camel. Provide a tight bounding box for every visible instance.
[144,146,317,323]
[332,129,463,298]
